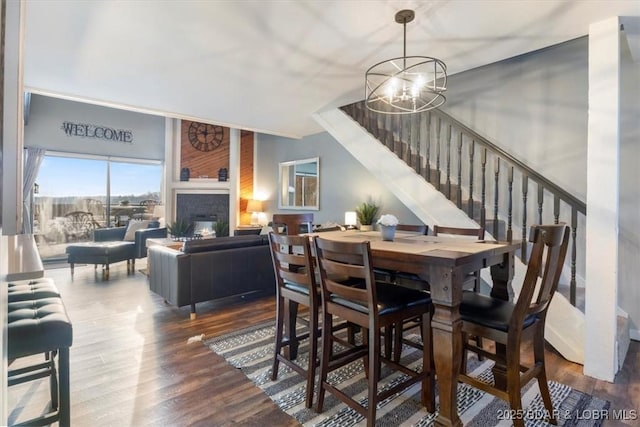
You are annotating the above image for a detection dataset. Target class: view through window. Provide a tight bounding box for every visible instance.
[33,154,162,261]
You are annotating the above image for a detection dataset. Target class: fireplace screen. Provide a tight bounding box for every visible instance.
[193,220,216,237]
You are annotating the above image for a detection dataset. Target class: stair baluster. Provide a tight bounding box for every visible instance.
[571,208,578,306]
[480,147,487,230]
[425,112,431,182]
[435,117,442,189]
[468,140,475,219]
[522,175,529,260]
[538,186,544,224]
[493,158,500,239]
[384,105,394,150]
[457,133,463,209]
[554,195,560,224]
[412,113,420,174]
[446,125,452,200]
[394,115,402,156]
[507,166,514,242]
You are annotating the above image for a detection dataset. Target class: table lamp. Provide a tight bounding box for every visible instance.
[246,199,264,226]
[344,211,357,230]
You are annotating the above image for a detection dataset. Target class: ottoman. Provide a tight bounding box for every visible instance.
[65,241,136,279]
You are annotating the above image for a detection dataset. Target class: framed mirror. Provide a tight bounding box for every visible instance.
[278,157,319,210]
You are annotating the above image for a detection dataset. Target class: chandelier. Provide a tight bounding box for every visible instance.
[365,9,447,114]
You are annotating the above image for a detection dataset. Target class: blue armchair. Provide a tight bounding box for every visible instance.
[93,223,167,258]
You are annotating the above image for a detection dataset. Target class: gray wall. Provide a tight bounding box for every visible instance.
[441,37,589,201]
[24,95,165,160]
[256,131,422,226]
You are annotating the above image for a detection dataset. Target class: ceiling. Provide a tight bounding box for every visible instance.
[22,0,639,139]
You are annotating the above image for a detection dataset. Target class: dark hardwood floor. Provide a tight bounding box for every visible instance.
[7,260,639,426]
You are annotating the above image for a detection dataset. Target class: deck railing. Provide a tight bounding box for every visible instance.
[341,101,586,307]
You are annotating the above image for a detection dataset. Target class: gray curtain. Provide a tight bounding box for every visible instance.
[22,146,46,233]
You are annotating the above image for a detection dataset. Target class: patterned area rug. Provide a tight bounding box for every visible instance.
[205,323,609,426]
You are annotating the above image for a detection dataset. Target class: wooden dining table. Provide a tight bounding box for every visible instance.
[310,229,521,427]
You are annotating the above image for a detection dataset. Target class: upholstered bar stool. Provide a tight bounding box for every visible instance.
[8,279,73,427]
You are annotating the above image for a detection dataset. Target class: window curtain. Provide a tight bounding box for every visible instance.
[22,146,46,233]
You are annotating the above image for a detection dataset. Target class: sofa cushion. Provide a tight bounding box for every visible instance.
[182,234,268,254]
[124,220,152,241]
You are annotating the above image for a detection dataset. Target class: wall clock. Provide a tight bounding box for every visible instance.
[188,123,224,152]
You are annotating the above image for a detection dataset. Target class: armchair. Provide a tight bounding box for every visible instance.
[93,222,167,258]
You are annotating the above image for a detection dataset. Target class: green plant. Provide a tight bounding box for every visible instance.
[355,201,380,225]
[167,219,190,238]
[215,220,229,237]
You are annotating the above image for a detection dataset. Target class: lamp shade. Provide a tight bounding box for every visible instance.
[344,211,357,227]
[246,199,263,213]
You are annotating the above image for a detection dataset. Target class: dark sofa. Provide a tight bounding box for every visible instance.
[147,234,275,318]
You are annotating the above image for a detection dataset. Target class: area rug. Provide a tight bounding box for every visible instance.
[205,323,609,426]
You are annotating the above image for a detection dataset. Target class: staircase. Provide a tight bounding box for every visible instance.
[313,102,590,364]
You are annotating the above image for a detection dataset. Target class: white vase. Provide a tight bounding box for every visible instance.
[359,224,373,232]
[380,225,396,241]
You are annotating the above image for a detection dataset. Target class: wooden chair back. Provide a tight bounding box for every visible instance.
[268,232,317,300]
[396,224,429,235]
[433,225,484,239]
[434,225,485,291]
[314,238,376,317]
[514,224,570,328]
[272,213,314,235]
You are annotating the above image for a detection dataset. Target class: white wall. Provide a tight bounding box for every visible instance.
[24,95,165,160]
[618,32,640,340]
[255,131,422,226]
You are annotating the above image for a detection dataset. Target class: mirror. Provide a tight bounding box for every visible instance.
[278,157,319,210]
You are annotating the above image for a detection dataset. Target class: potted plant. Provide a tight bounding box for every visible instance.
[355,201,380,231]
[167,220,190,240]
[215,220,229,237]
[377,213,399,241]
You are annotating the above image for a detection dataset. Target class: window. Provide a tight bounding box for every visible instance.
[33,153,162,261]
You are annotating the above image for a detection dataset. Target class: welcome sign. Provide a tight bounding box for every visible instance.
[61,121,133,143]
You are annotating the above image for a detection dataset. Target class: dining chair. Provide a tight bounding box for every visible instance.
[433,225,485,292]
[268,232,320,408]
[374,223,430,361]
[382,223,430,288]
[272,213,314,235]
[314,237,435,426]
[432,225,487,360]
[458,224,570,427]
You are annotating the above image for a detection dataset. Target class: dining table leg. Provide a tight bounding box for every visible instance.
[489,252,516,391]
[430,265,464,427]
